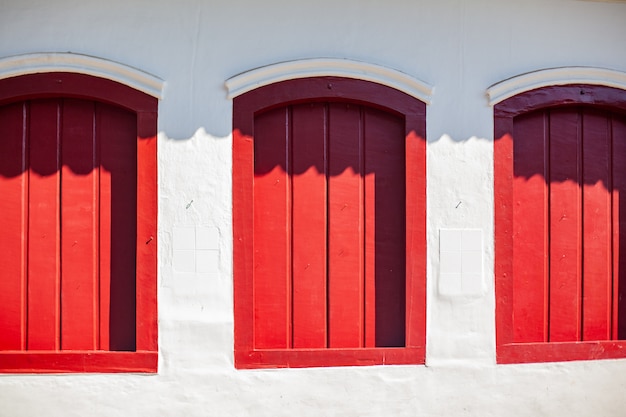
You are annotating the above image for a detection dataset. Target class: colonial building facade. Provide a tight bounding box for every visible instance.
[1,1,626,416]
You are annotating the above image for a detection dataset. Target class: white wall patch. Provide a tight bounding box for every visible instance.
[439,229,484,297]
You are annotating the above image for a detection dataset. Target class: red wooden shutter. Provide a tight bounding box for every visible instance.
[234,76,426,368]
[511,106,626,344]
[0,98,137,352]
[252,101,406,350]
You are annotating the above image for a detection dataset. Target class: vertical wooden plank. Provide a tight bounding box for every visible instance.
[581,110,612,341]
[98,105,111,351]
[27,100,62,350]
[549,108,582,342]
[511,111,549,343]
[253,106,291,349]
[327,103,364,348]
[363,107,406,347]
[291,103,327,348]
[364,110,376,348]
[98,103,137,351]
[60,99,98,350]
[612,115,626,340]
[0,102,28,350]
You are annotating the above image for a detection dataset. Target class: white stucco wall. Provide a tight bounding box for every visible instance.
[1,0,626,415]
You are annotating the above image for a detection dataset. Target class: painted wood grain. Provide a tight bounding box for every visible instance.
[512,111,549,343]
[0,102,28,350]
[291,103,328,348]
[363,107,406,347]
[581,110,612,341]
[27,100,61,350]
[60,99,98,350]
[327,103,364,348]
[253,107,291,349]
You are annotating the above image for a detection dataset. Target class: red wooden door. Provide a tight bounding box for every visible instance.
[0,98,137,352]
[511,106,626,343]
[252,101,406,350]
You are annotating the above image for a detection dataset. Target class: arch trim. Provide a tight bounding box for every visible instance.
[226,58,433,104]
[0,52,164,99]
[487,67,626,105]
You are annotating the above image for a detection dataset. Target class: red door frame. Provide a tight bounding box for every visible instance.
[0,72,157,373]
[495,84,626,364]
[233,77,427,368]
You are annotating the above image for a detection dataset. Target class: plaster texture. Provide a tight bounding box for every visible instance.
[1,0,626,415]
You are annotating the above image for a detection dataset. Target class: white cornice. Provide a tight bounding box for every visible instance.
[0,53,164,99]
[487,67,626,105]
[225,58,433,104]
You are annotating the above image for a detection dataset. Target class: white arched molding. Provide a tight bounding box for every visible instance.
[225,59,433,104]
[0,53,164,99]
[487,67,626,106]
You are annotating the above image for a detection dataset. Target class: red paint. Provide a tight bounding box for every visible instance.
[0,102,28,351]
[511,112,548,343]
[99,103,138,351]
[581,110,612,341]
[292,103,328,349]
[404,127,426,349]
[0,73,157,373]
[61,99,99,350]
[28,100,62,350]
[235,347,423,369]
[135,111,158,353]
[327,103,364,348]
[613,116,626,341]
[364,108,406,347]
[0,351,157,374]
[548,109,582,342]
[495,84,626,364]
[233,77,426,368]
[252,107,291,349]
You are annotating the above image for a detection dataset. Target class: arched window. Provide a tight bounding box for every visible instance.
[0,71,158,373]
[494,83,626,363]
[232,76,427,368]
